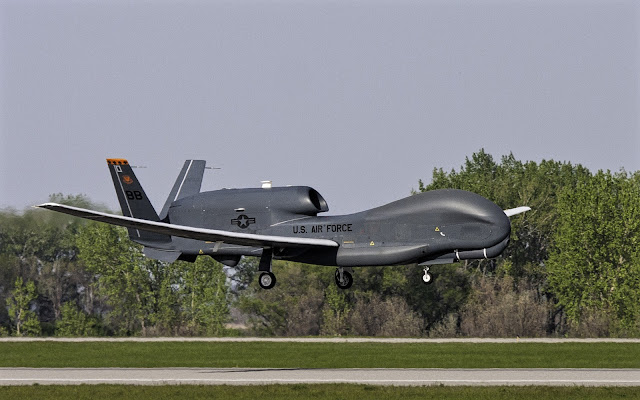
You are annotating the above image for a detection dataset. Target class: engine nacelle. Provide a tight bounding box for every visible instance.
[168,185,330,229]
[267,186,329,216]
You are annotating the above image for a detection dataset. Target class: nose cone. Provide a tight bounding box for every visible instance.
[367,188,513,248]
[457,190,511,244]
[488,204,512,243]
[424,189,511,247]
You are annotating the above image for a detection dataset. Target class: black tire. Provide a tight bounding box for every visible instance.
[259,272,277,289]
[334,269,353,289]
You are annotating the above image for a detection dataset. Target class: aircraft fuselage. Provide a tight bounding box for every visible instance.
[166,187,511,267]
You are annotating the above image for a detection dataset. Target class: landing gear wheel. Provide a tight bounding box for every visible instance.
[422,267,433,285]
[335,268,353,289]
[259,272,277,289]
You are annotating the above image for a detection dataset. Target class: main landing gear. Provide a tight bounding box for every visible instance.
[258,248,277,290]
[335,267,353,290]
[259,271,276,290]
[422,266,433,285]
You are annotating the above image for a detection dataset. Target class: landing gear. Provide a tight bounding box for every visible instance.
[335,267,353,290]
[259,272,277,289]
[258,248,277,290]
[422,266,433,285]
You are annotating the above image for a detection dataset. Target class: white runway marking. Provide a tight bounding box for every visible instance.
[1,368,640,386]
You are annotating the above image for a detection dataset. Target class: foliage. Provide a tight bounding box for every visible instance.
[6,277,41,336]
[238,263,425,337]
[76,222,155,335]
[400,264,471,331]
[55,301,98,337]
[547,171,640,332]
[346,292,423,337]
[179,256,230,336]
[237,261,328,336]
[227,256,258,296]
[320,283,351,336]
[75,222,231,336]
[458,275,549,337]
[0,194,100,332]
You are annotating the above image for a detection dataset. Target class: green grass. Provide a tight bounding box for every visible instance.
[1,385,640,400]
[0,342,639,368]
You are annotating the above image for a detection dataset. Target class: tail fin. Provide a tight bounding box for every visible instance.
[159,160,207,221]
[106,158,171,244]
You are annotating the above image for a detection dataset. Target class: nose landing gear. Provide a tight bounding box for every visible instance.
[422,266,433,285]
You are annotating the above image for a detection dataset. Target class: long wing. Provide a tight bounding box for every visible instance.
[37,203,338,248]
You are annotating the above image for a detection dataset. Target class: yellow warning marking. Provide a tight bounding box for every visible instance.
[370,241,375,246]
[435,227,440,232]
[343,241,354,244]
[198,249,204,254]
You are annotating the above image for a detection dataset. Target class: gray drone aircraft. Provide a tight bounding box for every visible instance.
[39,159,530,290]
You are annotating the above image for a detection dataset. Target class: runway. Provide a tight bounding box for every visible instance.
[1,368,640,386]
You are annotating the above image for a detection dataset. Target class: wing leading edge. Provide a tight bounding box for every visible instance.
[37,203,339,249]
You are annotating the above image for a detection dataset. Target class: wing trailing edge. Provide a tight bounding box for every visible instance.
[37,203,339,249]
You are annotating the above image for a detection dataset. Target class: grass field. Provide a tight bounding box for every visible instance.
[1,385,640,400]
[0,341,639,368]
[2,341,640,399]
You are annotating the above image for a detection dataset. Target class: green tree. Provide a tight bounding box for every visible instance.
[76,222,154,335]
[320,284,351,336]
[547,171,640,331]
[55,301,98,337]
[148,259,181,336]
[237,261,328,336]
[7,277,40,336]
[0,194,101,331]
[179,256,230,336]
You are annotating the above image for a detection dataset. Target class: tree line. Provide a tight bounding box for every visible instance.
[1,150,639,337]
[0,195,228,336]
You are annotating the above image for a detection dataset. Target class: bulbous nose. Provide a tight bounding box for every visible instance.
[487,204,512,243]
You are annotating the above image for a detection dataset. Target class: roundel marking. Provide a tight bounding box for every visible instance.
[231,214,256,229]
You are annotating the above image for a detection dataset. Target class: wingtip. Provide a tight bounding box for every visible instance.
[36,202,62,210]
[504,206,531,217]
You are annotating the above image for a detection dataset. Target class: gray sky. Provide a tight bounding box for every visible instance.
[1,0,638,215]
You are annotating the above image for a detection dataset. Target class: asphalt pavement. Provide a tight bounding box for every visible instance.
[1,368,640,386]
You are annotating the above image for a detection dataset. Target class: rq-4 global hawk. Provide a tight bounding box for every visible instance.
[39,159,530,290]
